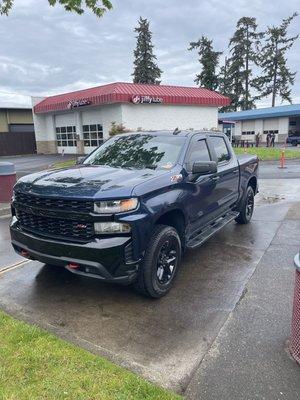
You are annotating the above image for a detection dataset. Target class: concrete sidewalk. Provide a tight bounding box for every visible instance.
[186,202,300,399]
[0,203,10,216]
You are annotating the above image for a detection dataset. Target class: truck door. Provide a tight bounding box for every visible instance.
[184,136,219,236]
[208,135,239,217]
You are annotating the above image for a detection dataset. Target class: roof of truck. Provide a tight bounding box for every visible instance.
[113,130,224,137]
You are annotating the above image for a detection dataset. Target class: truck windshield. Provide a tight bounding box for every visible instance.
[84,134,186,170]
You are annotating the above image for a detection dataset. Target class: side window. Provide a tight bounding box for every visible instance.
[210,136,230,163]
[186,138,210,168]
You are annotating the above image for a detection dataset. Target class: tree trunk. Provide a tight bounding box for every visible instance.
[272,43,278,107]
[245,27,249,110]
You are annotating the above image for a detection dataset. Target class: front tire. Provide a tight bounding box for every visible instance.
[235,186,255,225]
[134,225,181,298]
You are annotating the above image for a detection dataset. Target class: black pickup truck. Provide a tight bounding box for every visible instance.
[11,131,258,298]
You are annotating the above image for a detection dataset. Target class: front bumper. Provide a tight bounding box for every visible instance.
[10,218,139,284]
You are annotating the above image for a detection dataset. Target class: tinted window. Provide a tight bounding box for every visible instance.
[186,138,210,166]
[84,134,186,170]
[210,136,230,163]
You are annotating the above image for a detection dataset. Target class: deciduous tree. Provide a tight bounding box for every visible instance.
[0,0,112,17]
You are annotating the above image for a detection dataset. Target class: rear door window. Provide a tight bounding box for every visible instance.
[210,136,230,163]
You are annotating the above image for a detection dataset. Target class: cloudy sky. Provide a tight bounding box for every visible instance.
[0,0,299,108]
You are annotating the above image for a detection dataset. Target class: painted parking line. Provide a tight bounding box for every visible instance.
[0,259,32,276]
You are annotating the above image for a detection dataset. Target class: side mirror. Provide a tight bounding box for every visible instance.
[76,156,85,165]
[192,161,217,175]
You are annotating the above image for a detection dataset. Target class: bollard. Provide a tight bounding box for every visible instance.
[290,252,300,364]
[279,148,286,169]
[0,162,16,203]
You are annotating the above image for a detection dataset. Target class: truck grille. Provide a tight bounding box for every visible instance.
[15,191,93,213]
[16,210,94,240]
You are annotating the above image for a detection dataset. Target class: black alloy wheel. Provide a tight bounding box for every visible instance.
[134,225,182,298]
[235,185,255,225]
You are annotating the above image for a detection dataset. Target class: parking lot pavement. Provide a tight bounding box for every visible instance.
[259,159,300,179]
[0,179,299,393]
[186,204,300,400]
[0,154,75,178]
[0,216,23,271]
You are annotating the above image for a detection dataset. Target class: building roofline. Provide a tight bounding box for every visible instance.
[34,81,231,114]
[0,106,32,111]
[219,103,300,121]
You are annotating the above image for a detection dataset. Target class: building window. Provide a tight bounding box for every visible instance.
[56,126,77,147]
[263,130,278,135]
[83,124,103,147]
[242,131,255,135]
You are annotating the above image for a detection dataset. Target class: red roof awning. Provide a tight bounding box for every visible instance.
[34,82,231,114]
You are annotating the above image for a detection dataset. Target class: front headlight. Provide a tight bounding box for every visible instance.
[94,198,138,214]
[94,222,131,234]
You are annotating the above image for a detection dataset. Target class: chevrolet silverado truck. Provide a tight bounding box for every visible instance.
[11,131,258,298]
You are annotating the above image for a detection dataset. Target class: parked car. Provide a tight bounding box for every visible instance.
[286,134,300,146]
[10,131,258,298]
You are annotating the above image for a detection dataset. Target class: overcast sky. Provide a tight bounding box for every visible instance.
[0,0,299,108]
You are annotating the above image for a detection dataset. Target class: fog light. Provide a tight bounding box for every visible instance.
[94,222,131,234]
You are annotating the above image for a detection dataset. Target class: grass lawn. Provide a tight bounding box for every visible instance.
[51,147,300,169]
[234,146,300,161]
[52,158,76,169]
[0,311,181,400]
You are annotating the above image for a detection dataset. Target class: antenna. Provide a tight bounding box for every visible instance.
[173,127,181,135]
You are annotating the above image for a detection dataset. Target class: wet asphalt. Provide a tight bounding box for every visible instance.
[0,179,299,394]
[0,154,75,178]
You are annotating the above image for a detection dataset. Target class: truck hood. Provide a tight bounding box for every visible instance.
[15,165,169,199]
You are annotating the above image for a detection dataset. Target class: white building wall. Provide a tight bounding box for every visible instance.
[234,121,242,136]
[121,104,218,131]
[278,117,289,138]
[34,103,219,154]
[32,96,47,142]
[232,117,289,143]
[55,112,76,127]
[263,118,279,131]
[241,121,255,131]
[81,104,122,140]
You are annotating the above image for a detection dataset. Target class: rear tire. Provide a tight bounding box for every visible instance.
[235,186,255,225]
[134,225,181,298]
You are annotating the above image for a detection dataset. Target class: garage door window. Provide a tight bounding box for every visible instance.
[83,124,103,147]
[56,126,77,147]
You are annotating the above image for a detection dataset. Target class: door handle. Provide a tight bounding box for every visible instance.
[232,169,239,174]
[211,176,220,182]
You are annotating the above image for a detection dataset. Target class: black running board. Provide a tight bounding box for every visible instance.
[186,211,239,249]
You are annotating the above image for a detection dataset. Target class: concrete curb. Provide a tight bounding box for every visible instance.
[0,204,10,217]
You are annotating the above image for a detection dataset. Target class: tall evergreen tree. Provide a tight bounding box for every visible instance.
[189,36,222,90]
[253,13,298,107]
[218,57,234,111]
[132,17,162,84]
[224,17,261,111]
